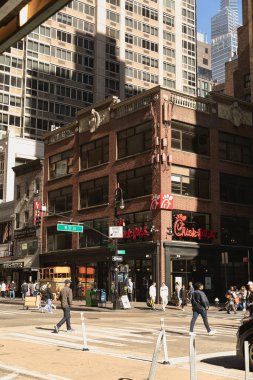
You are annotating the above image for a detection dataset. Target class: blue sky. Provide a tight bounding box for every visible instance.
[196,0,242,42]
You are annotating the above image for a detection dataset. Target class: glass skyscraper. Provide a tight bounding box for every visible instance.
[211,0,240,83]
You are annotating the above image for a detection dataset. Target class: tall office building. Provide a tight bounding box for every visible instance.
[0,0,197,142]
[196,32,213,97]
[211,0,240,83]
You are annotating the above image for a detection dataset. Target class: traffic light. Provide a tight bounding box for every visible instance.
[35,215,41,228]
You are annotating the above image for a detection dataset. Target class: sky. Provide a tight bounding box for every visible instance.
[196,0,242,43]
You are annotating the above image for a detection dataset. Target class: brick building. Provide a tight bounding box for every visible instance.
[42,86,253,301]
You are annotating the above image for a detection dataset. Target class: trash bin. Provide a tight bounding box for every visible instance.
[85,289,92,306]
[90,289,98,306]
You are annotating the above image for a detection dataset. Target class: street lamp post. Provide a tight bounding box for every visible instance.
[113,186,124,310]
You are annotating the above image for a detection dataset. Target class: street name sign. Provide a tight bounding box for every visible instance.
[57,224,83,233]
[117,250,126,255]
[109,226,123,238]
[112,256,123,262]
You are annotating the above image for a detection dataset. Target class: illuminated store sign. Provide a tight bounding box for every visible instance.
[173,214,215,241]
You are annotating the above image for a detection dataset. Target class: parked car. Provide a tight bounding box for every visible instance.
[236,316,253,369]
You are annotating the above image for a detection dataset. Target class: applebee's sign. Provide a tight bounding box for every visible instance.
[150,194,173,210]
[174,214,215,241]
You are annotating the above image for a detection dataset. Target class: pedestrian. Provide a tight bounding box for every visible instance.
[1,281,6,298]
[175,282,182,306]
[160,282,168,311]
[225,286,237,314]
[9,281,16,299]
[188,281,194,301]
[180,285,188,311]
[41,284,54,313]
[247,282,253,316]
[21,281,28,300]
[77,281,83,301]
[189,282,216,336]
[33,281,40,296]
[127,278,134,302]
[238,285,247,311]
[54,279,73,333]
[149,282,156,310]
[28,281,33,296]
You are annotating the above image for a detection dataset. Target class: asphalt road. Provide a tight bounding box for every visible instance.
[0,303,249,379]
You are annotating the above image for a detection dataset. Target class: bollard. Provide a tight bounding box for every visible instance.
[80,312,89,351]
[189,335,197,380]
[160,318,170,365]
[147,330,163,380]
[244,341,250,380]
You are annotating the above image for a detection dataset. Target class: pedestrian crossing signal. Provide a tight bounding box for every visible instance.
[35,215,41,228]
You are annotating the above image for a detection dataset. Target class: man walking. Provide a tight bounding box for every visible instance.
[160,282,168,311]
[54,279,73,333]
[189,282,216,336]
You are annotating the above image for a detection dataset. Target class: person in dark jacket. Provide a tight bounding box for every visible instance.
[189,282,216,336]
[54,279,73,333]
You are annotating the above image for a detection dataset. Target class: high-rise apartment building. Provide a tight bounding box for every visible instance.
[211,0,240,84]
[196,32,213,97]
[0,0,197,142]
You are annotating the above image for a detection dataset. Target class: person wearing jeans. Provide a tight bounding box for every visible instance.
[189,282,216,336]
[9,281,16,299]
[54,279,73,333]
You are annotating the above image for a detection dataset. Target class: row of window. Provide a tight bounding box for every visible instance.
[172,122,252,164]
[52,12,94,34]
[0,54,23,69]
[125,1,158,21]
[125,33,158,52]
[125,50,158,68]
[0,94,21,107]
[26,79,93,101]
[24,117,64,132]
[125,17,158,36]
[125,67,158,84]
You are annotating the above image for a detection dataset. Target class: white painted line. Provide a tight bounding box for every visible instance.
[0,373,18,380]
[0,362,71,380]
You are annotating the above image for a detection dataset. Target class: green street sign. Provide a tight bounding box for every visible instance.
[117,250,126,255]
[57,224,83,233]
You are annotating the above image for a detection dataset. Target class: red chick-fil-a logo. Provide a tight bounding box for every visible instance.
[173,214,215,241]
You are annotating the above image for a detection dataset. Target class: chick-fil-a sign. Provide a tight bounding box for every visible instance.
[173,214,215,241]
[150,194,173,210]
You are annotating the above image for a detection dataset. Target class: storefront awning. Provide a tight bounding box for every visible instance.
[0,254,39,270]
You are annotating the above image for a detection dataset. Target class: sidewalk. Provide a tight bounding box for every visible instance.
[0,296,219,313]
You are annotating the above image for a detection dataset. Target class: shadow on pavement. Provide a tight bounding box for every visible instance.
[35,327,54,332]
[201,355,244,370]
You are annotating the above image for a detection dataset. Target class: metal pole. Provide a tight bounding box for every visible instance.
[189,335,197,380]
[113,189,120,310]
[147,330,163,380]
[244,341,249,380]
[160,318,170,364]
[248,250,250,282]
[80,312,89,351]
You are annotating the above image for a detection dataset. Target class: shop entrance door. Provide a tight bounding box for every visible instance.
[171,258,195,294]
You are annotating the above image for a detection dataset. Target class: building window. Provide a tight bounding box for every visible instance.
[80,137,109,170]
[16,213,20,229]
[244,73,251,88]
[203,58,208,65]
[119,210,153,242]
[79,218,108,247]
[118,165,152,199]
[47,226,72,251]
[221,216,253,246]
[24,211,29,226]
[117,122,152,159]
[220,173,253,205]
[80,177,108,208]
[49,150,73,179]
[172,166,210,199]
[171,122,209,155]
[20,240,38,255]
[219,132,251,164]
[16,184,21,200]
[48,186,72,214]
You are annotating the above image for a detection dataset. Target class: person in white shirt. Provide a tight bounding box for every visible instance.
[149,282,156,310]
[160,282,169,311]
[1,281,6,298]
[127,278,134,302]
